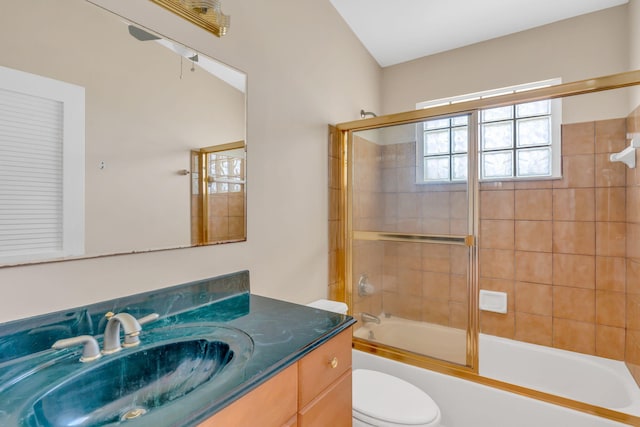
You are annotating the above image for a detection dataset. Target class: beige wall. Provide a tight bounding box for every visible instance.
[0,0,381,322]
[630,0,640,109]
[382,5,630,121]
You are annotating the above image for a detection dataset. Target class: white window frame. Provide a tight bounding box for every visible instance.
[0,66,84,263]
[416,79,562,183]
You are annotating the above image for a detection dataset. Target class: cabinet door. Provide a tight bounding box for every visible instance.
[298,328,352,408]
[199,364,298,427]
[298,371,352,427]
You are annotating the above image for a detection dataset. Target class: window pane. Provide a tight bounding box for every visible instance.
[482,151,513,178]
[517,117,551,147]
[517,147,551,177]
[482,121,513,150]
[425,129,450,154]
[452,126,468,153]
[424,118,450,130]
[425,156,450,181]
[482,106,513,122]
[452,154,467,181]
[516,100,550,117]
[451,115,468,126]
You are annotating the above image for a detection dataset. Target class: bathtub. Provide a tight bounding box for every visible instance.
[353,315,640,425]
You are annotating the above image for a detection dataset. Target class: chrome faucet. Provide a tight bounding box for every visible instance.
[52,335,101,362]
[360,312,381,325]
[102,312,159,355]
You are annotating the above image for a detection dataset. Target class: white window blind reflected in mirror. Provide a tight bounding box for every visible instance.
[0,66,84,264]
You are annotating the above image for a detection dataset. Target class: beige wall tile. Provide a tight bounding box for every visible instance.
[553,286,595,323]
[595,153,627,187]
[422,299,451,326]
[627,187,640,224]
[480,311,515,338]
[515,189,552,220]
[595,325,625,360]
[553,318,595,354]
[480,220,515,250]
[561,122,594,155]
[422,271,450,300]
[627,223,640,260]
[627,294,640,331]
[515,282,552,316]
[450,274,467,303]
[596,256,626,292]
[515,312,552,346]
[513,180,554,190]
[515,251,552,284]
[595,118,627,154]
[626,330,640,366]
[627,258,640,295]
[596,290,626,328]
[553,253,595,288]
[553,154,595,188]
[515,221,552,252]
[595,187,626,222]
[552,188,595,221]
[552,221,595,255]
[449,302,468,329]
[479,249,515,280]
[480,190,514,220]
[421,244,451,273]
[595,222,626,257]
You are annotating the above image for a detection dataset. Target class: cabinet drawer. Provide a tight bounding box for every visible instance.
[298,370,352,427]
[298,327,352,407]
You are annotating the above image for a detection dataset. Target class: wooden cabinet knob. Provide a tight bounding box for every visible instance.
[329,357,338,369]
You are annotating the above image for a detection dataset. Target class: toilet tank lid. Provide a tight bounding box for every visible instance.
[305,299,348,314]
[353,369,440,425]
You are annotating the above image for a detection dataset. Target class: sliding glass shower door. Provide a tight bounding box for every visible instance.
[348,113,478,369]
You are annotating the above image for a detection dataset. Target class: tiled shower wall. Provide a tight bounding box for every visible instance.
[479,119,628,361]
[626,106,640,384]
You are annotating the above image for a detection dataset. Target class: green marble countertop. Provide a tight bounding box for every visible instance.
[0,271,355,426]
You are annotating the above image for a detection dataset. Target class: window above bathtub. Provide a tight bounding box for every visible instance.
[416,78,562,183]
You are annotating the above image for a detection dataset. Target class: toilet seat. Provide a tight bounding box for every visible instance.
[353,369,441,426]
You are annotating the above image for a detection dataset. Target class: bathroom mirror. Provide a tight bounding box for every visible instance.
[0,0,246,266]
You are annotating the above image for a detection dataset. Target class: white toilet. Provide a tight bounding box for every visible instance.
[304,300,441,426]
[352,369,442,427]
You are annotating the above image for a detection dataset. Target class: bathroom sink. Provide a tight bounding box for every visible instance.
[13,324,254,427]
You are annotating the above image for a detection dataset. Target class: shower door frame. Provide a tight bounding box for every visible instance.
[331,69,640,425]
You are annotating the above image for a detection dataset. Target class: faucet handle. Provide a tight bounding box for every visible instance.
[52,335,101,363]
[137,313,160,326]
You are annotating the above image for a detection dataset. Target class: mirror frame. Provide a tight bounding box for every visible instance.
[149,0,229,37]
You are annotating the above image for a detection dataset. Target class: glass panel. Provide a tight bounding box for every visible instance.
[482,106,513,122]
[517,147,551,177]
[482,121,513,150]
[452,154,467,181]
[517,117,551,147]
[425,129,450,154]
[425,156,450,181]
[516,100,550,117]
[351,241,469,366]
[424,118,450,130]
[482,151,513,178]
[451,115,468,126]
[452,126,468,153]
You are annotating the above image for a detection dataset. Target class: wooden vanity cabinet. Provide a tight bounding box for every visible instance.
[199,327,352,427]
[297,327,352,427]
